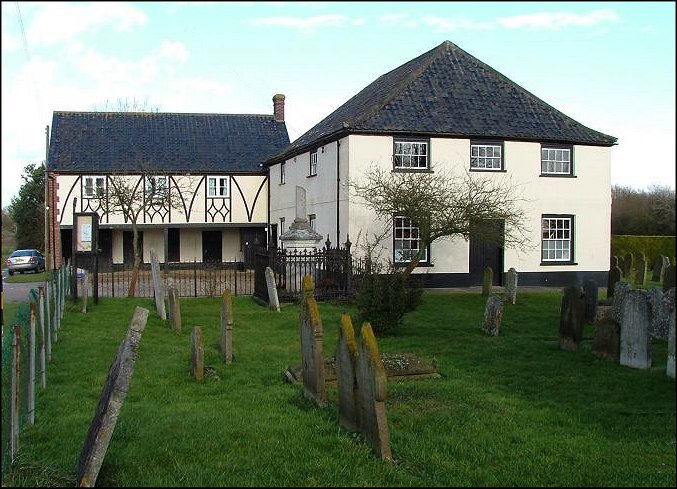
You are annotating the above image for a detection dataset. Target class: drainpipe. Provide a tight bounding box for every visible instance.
[336,139,340,244]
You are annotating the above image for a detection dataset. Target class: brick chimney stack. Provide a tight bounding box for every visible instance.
[273,94,285,122]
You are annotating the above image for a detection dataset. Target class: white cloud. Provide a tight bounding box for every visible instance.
[25,2,147,46]
[498,9,619,30]
[160,41,189,63]
[248,14,348,31]
[421,16,494,31]
[380,13,407,24]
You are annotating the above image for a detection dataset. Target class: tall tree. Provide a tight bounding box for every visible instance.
[350,166,531,276]
[9,163,45,250]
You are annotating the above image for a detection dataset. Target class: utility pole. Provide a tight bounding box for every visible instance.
[44,125,51,273]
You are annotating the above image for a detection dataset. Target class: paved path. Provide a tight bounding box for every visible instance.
[2,278,44,303]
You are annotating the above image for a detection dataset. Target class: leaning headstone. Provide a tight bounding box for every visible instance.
[607,266,622,299]
[664,288,675,378]
[612,282,632,324]
[299,275,327,407]
[265,266,280,312]
[504,267,518,305]
[558,286,585,352]
[149,249,167,320]
[220,289,234,364]
[663,263,676,292]
[76,307,149,487]
[634,253,647,286]
[611,255,619,270]
[81,270,89,313]
[583,279,598,324]
[191,327,204,380]
[617,256,626,278]
[336,313,360,433]
[482,295,503,337]
[623,252,633,278]
[619,289,652,369]
[592,319,620,361]
[355,322,392,462]
[646,287,667,340]
[168,286,181,333]
[482,266,493,296]
[652,255,666,282]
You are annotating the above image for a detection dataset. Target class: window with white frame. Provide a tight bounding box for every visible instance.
[309,150,318,176]
[394,216,428,264]
[83,175,106,198]
[280,162,286,184]
[207,176,229,198]
[541,146,572,175]
[541,215,574,263]
[146,175,168,195]
[394,140,428,169]
[470,142,503,170]
[308,214,316,230]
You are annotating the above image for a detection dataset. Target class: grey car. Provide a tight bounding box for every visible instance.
[6,249,46,275]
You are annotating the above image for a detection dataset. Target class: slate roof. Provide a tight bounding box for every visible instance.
[265,40,616,164]
[48,111,290,173]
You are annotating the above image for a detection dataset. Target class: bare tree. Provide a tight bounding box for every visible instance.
[350,166,532,276]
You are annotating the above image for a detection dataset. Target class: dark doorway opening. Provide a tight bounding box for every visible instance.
[242,228,267,268]
[202,230,222,262]
[469,220,504,286]
[60,230,72,264]
[98,229,113,271]
[168,228,180,262]
[123,230,143,265]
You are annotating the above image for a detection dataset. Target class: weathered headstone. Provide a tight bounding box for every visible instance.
[634,253,647,286]
[592,319,620,361]
[583,279,598,324]
[619,289,652,369]
[665,288,675,378]
[191,326,204,380]
[663,263,676,292]
[299,275,327,407]
[504,267,518,305]
[76,307,149,487]
[607,266,622,299]
[611,255,619,270]
[265,266,280,312]
[558,285,585,352]
[355,322,392,462]
[646,287,667,340]
[168,286,181,333]
[336,313,360,432]
[482,266,493,296]
[623,252,633,278]
[617,256,626,278]
[81,270,89,313]
[482,295,503,337]
[220,289,234,364]
[612,282,632,324]
[652,255,666,282]
[149,249,167,320]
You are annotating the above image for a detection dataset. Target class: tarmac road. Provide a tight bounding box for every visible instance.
[2,272,45,303]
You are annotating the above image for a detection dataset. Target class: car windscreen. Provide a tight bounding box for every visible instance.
[11,250,34,257]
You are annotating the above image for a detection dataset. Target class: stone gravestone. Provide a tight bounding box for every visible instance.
[336,313,360,433]
[558,285,585,352]
[592,319,620,361]
[663,263,676,292]
[619,289,652,369]
[265,266,280,312]
[149,249,167,320]
[635,254,647,286]
[617,256,626,278]
[81,269,89,313]
[76,307,149,487]
[482,295,503,337]
[168,286,181,334]
[623,252,633,278]
[355,322,392,462]
[607,265,622,299]
[664,288,675,378]
[612,282,632,324]
[191,327,204,380]
[504,267,518,305]
[299,275,327,407]
[652,255,666,282]
[646,287,667,340]
[482,266,493,296]
[220,289,234,364]
[583,279,598,324]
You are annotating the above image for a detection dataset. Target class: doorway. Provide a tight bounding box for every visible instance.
[469,220,504,286]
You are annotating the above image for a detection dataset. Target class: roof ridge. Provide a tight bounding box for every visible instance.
[53,111,274,118]
[349,41,452,128]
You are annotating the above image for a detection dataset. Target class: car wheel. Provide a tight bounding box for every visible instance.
[20,271,25,274]
[8,270,14,276]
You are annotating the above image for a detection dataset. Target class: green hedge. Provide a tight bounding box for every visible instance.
[611,235,676,268]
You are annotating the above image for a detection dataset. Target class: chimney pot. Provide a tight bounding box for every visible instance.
[273,94,285,122]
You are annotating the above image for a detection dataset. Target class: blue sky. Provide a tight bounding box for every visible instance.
[2,1,675,208]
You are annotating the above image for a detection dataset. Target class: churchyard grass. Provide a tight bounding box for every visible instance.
[3,291,675,487]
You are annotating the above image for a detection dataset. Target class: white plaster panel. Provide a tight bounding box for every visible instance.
[180,229,202,262]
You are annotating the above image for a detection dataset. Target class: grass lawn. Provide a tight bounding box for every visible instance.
[4,271,52,284]
[2,290,675,487]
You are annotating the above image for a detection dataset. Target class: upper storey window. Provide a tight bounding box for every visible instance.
[541,145,573,176]
[207,176,229,198]
[83,176,105,198]
[470,141,503,171]
[394,139,429,170]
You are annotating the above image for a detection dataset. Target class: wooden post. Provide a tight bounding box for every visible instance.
[28,303,36,425]
[10,325,21,460]
[39,287,47,389]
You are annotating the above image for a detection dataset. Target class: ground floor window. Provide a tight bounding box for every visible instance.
[394,216,428,264]
[541,215,574,263]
